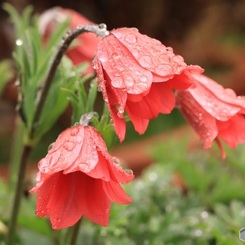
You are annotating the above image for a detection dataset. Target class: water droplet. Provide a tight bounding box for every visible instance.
[113,157,121,165]
[125,76,134,87]
[131,48,139,57]
[112,53,121,60]
[106,208,110,214]
[155,64,172,76]
[139,75,148,83]
[125,169,133,175]
[138,55,152,68]
[48,143,54,151]
[78,162,90,172]
[111,77,124,88]
[70,127,79,136]
[99,51,108,62]
[63,141,76,151]
[38,158,50,173]
[124,33,137,43]
[16,39,23,46]
[76,136,83,143]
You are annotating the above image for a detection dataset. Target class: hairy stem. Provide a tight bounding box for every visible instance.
[6,145,32,245]
[30,23,108,138]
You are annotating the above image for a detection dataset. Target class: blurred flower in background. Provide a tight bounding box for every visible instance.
[39,7,101,73]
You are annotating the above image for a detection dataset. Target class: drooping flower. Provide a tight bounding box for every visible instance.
[93,27,203,141]
[176,73,245,158]
[30,124,134,229]
[39,7,100,72]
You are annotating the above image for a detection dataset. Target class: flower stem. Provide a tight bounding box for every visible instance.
[30,23,108,139]
[6,144,32,245]
[67,219,82,245]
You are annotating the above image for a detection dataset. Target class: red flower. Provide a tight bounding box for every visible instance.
[176,73,245,158]
[30,125,134,229]
[93,27,203,141]
[39,7,100,72]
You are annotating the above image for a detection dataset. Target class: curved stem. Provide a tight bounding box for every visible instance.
[30,23,108,138]
[6,144,32,245]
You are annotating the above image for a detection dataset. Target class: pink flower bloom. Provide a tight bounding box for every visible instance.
[176,73,245,158]
[30,125,134,229]
[39,7,100,72]
[93,27,203,141]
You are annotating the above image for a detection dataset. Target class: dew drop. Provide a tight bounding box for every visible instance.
[138,55,152,68]
[76,136,83,143]
[155,64,172,76]
[48,143,54,151]
[99,51,108,62]
[113,157,121,165]
[111,77,124,88]
[63,141,76,151]
[78,162,91,172]
[124,33,137,43]
[131,48,139,57]
[70,127,79,136]
[139,75,148,83]
[125,76,134,87]
[112,53,121,60]
[16,39,23,46]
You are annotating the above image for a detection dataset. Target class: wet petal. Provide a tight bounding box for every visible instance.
[97,34,153,94]
[176,91,218,148]
[217,114,245,148]
[111,28,187,79]
[126,83,175,119]
[38,126,85,174]
[190,73,243,121]
[103,181,132,204]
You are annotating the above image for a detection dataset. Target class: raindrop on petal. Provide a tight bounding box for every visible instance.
[99,51,108,62]
[70,127,79,136]
[111,77,124,88]
[63,141,76,151]
[125,76,134,87]
[48,143,54,151]
[138,55,152,69]
[124,33,137,43]
[155,64,173,76]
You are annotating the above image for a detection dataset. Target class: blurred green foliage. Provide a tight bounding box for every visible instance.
[2,139,245,244]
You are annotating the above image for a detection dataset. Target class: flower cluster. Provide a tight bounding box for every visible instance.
[30,8,245,231]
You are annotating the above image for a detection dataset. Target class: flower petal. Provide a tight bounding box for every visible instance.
[97,34,153,94]
[111,28,187,79]
[126,83,175,119]
[176,91,218,148]
[103,181,132,204]
[217,114,245,148]
[190,74,243,121]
